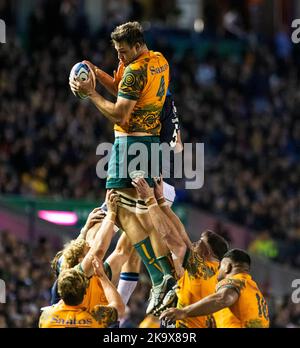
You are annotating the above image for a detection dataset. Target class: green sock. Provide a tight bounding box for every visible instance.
[134,237,163,286]
[156,255,175,278]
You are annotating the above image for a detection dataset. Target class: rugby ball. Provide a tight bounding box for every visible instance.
[69,62,96,99]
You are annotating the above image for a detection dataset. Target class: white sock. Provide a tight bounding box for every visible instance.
[117,272,139,306]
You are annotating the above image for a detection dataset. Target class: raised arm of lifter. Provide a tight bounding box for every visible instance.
[80,191,119,277]
[92,256,125,318]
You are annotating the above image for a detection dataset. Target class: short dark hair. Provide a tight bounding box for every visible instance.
[204,230,229,261]
[58,268,88,306]
[111,21,145,47]
[223,249,251,267]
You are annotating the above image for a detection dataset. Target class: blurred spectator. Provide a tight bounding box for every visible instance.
[0,230,54,328]
[213,220,232,244]
[248,230,279,260]
[271,297,300,328]
[274,26,292,62]
[0,314,8,328]
[290,303,300,327]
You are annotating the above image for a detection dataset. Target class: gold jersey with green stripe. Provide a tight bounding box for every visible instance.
[114,50,169,135]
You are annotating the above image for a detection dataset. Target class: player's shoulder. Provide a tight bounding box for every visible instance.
[40,301,62,314]
[152,51,169,68]
[126,51,168,72]
[153,50,168,60]
[216,276,246,294]
[126,59,147,74]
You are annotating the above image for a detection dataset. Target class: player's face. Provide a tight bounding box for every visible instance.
[217,258,230,281]
[114,41,141,66]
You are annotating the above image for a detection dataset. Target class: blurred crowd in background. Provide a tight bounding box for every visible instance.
[1,0,300,328]
[0,231,54,328]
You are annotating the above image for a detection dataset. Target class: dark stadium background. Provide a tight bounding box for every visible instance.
[1,0,300,328]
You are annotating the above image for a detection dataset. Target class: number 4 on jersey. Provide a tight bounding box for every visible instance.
[156,76,165,101]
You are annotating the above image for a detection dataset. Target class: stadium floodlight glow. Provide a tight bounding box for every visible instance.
[38,210,78,226]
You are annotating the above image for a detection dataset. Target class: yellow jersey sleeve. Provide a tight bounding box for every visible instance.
[216,278,246,295]
[118,63,147,101]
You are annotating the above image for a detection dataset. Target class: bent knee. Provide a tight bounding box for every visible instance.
[115,244,133,259]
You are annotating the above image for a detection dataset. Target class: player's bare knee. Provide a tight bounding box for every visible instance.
[115,245,132,260]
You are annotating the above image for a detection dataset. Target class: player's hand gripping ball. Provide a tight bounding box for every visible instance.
[69,62,96,99]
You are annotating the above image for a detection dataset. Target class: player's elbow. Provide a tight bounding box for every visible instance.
[118,113,130,126]
[216,292,236,308]
[114,107,130,125]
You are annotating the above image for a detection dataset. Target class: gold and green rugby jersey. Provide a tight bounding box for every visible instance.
[176,249,219,328]
[214,273,270,328]
[114,50,169,135]
[39,301,118,328]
